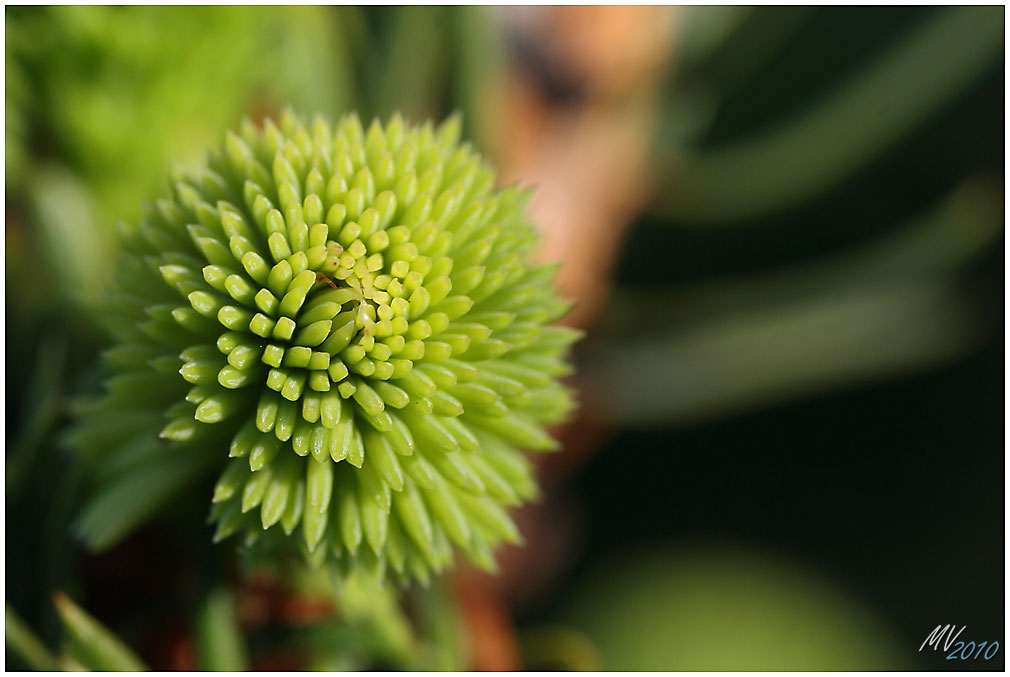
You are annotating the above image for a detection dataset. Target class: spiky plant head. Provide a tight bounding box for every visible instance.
[71,109,579,583]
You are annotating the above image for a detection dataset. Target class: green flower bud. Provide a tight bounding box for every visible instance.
[71,109,580,583]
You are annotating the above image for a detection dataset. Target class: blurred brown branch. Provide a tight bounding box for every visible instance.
[454,7,680,669]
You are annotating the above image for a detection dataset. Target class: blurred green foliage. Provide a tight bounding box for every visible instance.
[595,5,1002,426]
[7,6,352,302]
[661,6,1002,224]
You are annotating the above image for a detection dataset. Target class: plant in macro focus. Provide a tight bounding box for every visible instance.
[71,109,579,584]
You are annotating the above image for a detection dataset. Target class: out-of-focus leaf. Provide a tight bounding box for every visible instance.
[335,569,418,667]
[591,176,1001,426]
[450,6,508,149]
[58,655,88,671]
[674,6,753,71]
[673,6,812,92]
[657,7,812,149]
[195,587,248,671]
[53,593,146,672]
[258,7,358,117]
[371,6,450,120]
[75,449,213,551]
[606,178,1004,331]
[29,168,111,307]
[661,6,1002,224]
[6,334,67,498]
[5,20,30,191]
[5,604,60,671]
[586,281,987,427]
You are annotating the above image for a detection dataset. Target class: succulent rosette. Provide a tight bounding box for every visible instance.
[71,110,579,583]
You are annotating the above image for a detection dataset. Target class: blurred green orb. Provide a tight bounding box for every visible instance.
[562,545,905,670]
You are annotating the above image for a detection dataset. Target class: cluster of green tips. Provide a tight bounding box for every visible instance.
[71,109,579,583]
